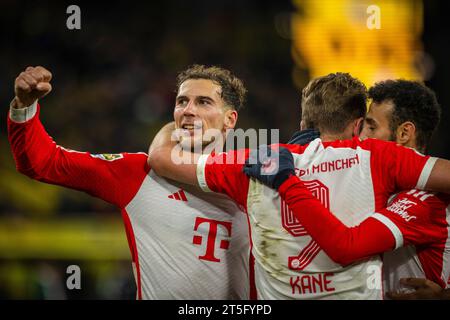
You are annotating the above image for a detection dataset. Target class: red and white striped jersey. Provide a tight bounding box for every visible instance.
[382,190,450,294]
[8,102,251,300]
[197,138,436,299]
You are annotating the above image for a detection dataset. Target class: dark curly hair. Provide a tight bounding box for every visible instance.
[368,80,441,151]
[176,64,247,111]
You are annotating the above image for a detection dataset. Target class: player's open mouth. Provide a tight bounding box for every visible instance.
[181,123,203,135]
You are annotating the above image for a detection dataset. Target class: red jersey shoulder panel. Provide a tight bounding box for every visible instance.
[203,148,250,209]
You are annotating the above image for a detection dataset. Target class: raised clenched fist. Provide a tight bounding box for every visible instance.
[13,66,52,109]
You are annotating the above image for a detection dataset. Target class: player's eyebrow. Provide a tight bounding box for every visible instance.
[175,95,188,102]
[365,117,377,126]
[196,96,215,103]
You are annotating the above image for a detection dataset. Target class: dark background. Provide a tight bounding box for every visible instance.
[0,0,448,299]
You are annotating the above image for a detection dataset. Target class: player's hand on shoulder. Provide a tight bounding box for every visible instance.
[13,66,52,109]
[243,145,295,190]
[387,278,445,300]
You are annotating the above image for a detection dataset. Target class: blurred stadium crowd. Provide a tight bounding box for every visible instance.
[0,0,449,299]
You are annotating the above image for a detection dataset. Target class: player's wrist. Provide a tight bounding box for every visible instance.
[273,170,296,190]
[9,99,38,123]
[278,174,306,195]
[11,96,35,109]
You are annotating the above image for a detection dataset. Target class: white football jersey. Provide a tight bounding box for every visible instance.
[8,102,252,300]
[125,171,251,299]
[197,137,436,299]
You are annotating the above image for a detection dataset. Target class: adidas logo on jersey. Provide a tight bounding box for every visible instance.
[168,189,187,201]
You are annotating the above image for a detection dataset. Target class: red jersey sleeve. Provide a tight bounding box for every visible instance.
[279,175,396,266]
[279,174,450,266]
[8,103,149,208]
[363,139,437,203]
[372,190,450,248]
[196,149,250,209]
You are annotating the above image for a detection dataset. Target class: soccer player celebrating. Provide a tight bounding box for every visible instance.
[362,81,449,299]
[8,65,252,299]
[244,79,450,299]
[149,73,450,299]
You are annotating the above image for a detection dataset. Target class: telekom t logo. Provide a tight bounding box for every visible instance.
[192,217,232,262]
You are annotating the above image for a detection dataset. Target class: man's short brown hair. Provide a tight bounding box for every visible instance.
[301,73,367,134]
[176,64,247,111]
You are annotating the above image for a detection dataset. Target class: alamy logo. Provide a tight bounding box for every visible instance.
[170,121,279,166]
[192,217,232,263]
[66,5,81,30]
[366,5,381,30]
[66,265,81,290]
[366,264,382,290]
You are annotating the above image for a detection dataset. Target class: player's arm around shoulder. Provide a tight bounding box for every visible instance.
[387,278,450,300]
[426,158,450,195]
[147,123,200,186]
[361,139,450,198]
[361,138,450,194]
[148,124,250,207]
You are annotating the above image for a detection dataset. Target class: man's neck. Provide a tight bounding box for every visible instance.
[319,133,352,142]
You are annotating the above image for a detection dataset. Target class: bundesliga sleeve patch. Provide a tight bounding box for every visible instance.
[90,153,124,161]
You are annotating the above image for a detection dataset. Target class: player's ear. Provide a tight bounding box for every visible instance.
[352,117,364,137]
[396,121,416,146]
[300,120,306,130]
[224,108,238,130]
